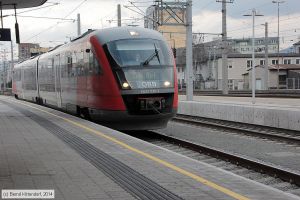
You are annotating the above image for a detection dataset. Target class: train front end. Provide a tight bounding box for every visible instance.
[91,27,178,130]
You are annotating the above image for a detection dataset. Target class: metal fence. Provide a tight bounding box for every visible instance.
[0,88,12,96]
[286,78,300,89]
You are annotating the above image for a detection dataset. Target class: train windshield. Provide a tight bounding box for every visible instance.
[107,39,174,89]
[107,39,173,67]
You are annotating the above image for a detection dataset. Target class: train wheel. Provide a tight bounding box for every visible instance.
[39,98,44,105]
[77,106,90,120]
[81,107,91,120]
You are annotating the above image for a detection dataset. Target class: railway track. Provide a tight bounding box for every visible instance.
[178,89,300,98]
[173,114,300,145]
[126,131,300,196]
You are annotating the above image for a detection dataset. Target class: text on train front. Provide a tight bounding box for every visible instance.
[106,39,174,90]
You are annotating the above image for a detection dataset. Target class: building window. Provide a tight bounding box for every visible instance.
[272,59,278,65]
[279,75,287,85]
[296,59,300,64]
[228,79,233,90]
[283,59,291,64]
[247,60,252,68]
[260,60,265,65]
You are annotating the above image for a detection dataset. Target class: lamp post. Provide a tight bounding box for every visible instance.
[244,9,263,104]
[272,0,285,89]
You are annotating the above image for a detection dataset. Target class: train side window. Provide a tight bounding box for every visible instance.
[77,50,85,76]
[88,49,102,75]
[67,56,72,77]
[60,54,67,78]
[48,58,54,83]
[13,69,21,81]
[72,52,77,77]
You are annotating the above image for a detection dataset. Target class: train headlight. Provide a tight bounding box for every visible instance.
[122,82,130,88]
[164,81,171,87]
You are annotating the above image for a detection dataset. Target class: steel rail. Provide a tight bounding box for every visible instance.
[141,131,300,187]
[173,115,300,145]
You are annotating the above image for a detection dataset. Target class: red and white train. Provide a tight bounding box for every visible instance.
[13,27,178,130]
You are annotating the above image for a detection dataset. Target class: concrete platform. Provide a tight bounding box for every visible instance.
[178,95,300,131]
[0,95,300,200]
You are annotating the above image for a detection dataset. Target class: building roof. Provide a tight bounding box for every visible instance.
[268,64,300,70]
[245,64,300,73]
[227,53,300,58]
[0,0,46,9]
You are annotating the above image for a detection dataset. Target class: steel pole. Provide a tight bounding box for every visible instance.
[213,47,217,89]
[3,49,6,91]
[277,3,280,89]
[251,9,256,104]
[77,13,81,36]
[186,0,193,101]
[221,0,228,94]
[117,4,121,27]
[264,22,269,90]
[273,1,285,88]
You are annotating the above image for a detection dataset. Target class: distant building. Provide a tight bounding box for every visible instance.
[202,37,279,55]
[18,43,51,61]
[0,59,18,90]
[18,43,39,60]
[199,53,300,90]
[293,41,300,54]
[245,64,300,89]
[176,50,300,90]
[145,2,186,48]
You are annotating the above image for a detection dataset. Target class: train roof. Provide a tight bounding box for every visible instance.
[93,27,166,45]
[17,27,166,64]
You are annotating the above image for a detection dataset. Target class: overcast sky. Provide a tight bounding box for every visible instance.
[1,0,300,58]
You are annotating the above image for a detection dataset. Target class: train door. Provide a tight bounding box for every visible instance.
[54,54,62,108]
[36,59,40,100]
[21,66,24,99]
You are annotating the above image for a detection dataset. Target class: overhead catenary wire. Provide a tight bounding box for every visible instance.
[227,14,300,35]
[8,0,298,46]
[2,2,60,18]
[24,0,88,42]
[7,15,75,21]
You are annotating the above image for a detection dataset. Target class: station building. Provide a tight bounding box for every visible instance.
[245,64,300,90]
[176,52,300,90]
